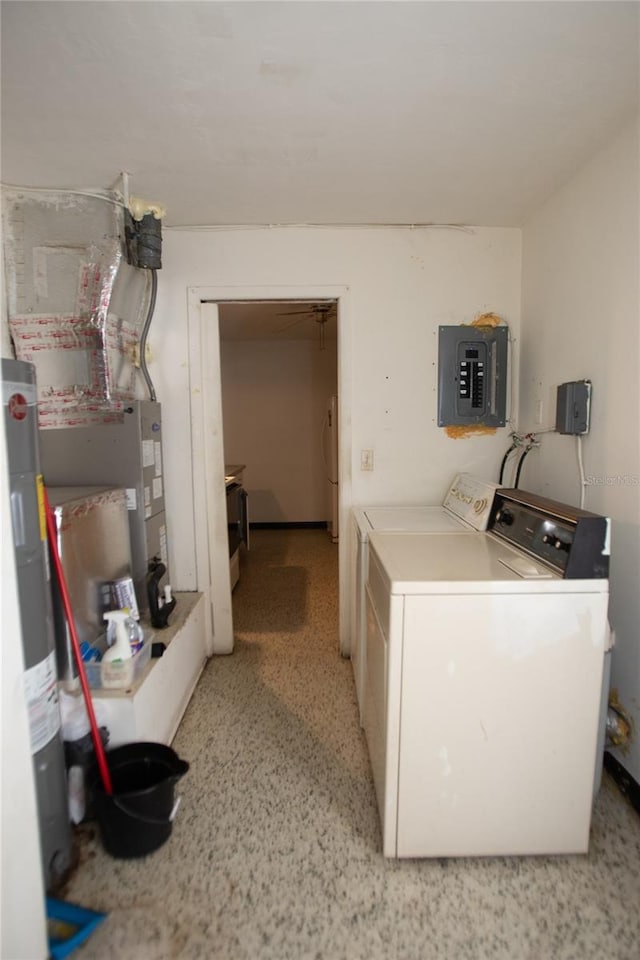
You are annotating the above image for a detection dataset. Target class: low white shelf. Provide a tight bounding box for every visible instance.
[89,591,207,748]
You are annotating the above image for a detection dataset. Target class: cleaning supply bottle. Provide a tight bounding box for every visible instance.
[126,613,145,656]
[101,610,134,689]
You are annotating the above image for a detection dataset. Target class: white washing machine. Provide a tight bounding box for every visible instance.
[364,488,611,858]
[349,473,498,720]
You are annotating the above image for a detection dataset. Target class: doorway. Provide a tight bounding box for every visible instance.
[186,284,352,657]
[217,299,338,530]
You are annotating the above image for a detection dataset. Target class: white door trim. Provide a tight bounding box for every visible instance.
[187,283,353,657]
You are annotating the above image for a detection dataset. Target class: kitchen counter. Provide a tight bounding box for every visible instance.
[225,466,248,590]
[225,464,246,486]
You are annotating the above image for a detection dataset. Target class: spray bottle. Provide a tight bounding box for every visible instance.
[101,610,134,689]
[125,611,145,655]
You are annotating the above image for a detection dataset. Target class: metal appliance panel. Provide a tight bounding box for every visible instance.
[145,510,168,570]
[48,486,132,682]
[39,400,169,606]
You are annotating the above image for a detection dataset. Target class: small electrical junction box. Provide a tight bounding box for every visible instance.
[555,380,591,435]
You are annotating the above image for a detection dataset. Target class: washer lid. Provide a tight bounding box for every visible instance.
[368,531,609,595]
[359,474,498,534]
[362,506,468,533]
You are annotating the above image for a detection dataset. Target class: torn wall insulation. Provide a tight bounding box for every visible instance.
[2,190,150,428]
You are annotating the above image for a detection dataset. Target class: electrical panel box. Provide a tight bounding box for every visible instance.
[437,325,508,427]
[555,380,591,435]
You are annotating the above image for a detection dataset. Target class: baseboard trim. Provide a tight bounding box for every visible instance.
[250,521,328,530]
[603,751,640,815]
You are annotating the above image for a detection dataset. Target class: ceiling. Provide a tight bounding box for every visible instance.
[1,2,638,230]
[218,300,338,343]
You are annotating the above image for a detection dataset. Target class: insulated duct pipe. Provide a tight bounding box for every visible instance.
[138,268,158,402]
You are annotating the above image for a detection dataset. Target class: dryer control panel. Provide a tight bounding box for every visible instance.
[489,488,610,578]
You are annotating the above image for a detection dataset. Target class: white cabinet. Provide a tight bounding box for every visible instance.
[395,592,606,858]
[362,538,608,859]
[363,546,404,858]
[349,511,364,719]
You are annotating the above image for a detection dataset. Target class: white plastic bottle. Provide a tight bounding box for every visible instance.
[68,765,85,825]
[101,610,134,689]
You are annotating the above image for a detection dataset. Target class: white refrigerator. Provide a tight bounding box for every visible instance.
[324,395,339,542]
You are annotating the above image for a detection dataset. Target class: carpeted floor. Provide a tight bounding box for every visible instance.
[66,528,640,960]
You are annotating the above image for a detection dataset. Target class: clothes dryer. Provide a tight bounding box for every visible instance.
[349,473,498,720]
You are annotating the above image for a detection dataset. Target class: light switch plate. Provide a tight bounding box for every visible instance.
[361,449,374,471]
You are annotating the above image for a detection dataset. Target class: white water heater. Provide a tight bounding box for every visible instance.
[2,357,72,891]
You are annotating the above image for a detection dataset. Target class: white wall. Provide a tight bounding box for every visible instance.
[151,225,522,591]
[520,117,640,782]
[220,337,338,523]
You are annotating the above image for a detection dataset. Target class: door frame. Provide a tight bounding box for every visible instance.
[187,283,352,656]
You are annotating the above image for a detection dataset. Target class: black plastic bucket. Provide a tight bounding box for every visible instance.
[90,742,189,859]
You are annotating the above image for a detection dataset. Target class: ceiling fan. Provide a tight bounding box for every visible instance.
[276,302,337,350]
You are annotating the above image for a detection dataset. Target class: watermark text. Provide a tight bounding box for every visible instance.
[584,475,639,486]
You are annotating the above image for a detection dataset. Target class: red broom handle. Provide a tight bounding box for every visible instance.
[43,487,113,796]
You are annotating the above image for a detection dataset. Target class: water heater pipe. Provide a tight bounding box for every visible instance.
[606,703,632,748]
